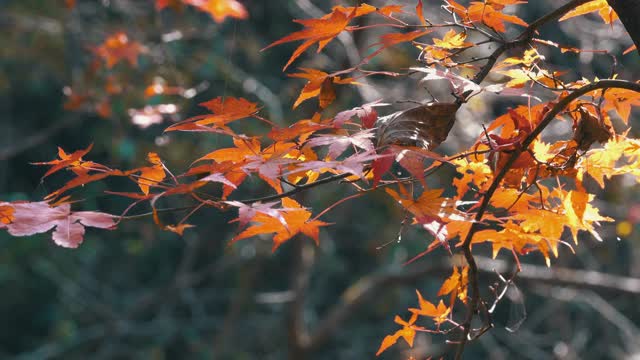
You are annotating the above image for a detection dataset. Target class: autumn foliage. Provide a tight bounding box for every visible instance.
[4,0,640,358]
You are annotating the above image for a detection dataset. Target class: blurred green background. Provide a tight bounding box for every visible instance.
[1,0,640,359]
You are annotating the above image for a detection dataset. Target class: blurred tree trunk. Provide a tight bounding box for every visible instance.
[608,0,640,52]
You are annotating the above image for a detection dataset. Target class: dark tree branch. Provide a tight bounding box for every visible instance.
[608,0,640,53]
[471,0,594,86]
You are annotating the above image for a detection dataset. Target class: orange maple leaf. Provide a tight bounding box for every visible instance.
[602,88,640,125]
[558,187,612,243]
[267,118,329,143]
[474,222,558,266]
[33,144,101,178]
[197,137,261,163]
[446,0,527,33]
[137,152,166,195]
[231,197,329,251]
[330,3,404,18]
[364,30,432,63]
[416,0,427,26]
[581,136,640,187]
[92,32,146,68]
[263,9,355,71]
[437,266,469,303]
[165,223,195,235]
[385,187,464,224]
[288,68,357,109]
[409,290,451,324]
[183,0,248,23]
[559,0,618,24]
[376,312,420,356]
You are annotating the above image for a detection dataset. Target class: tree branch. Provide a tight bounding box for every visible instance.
[607,0,640,54]
[471,0,594,86]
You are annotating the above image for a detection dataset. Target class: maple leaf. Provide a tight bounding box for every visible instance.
[262,9,355,71]
[371,148,394,187]
[446,0,528,33]
[602,88,640,125]
[231,197,329,251]
[485,103,551,138]
[481,105,555,174]
[559,0,618,24]
[200,171,239,189]
[167,96,260,132]
[474,222,558,266]
[198,139,308,194]
[498,48,544,68]
[438,266,469,304]
[182,0,248,23]
[226,200,289,229]
[267,119,329,142]
[288,68,357,109]
[385,187,466,224]
[363,30,432,64]
[92,32,146,68]
[556,187,613,243]
[452,157,492,199]
[409,290,451,324]
[332,100,386,128]
[306,129,375,159]
[496,68,562,88]
[416,0,427,26]
[376,312,420,356]
[579,136,640,187]
[411,67,481,98]
[137,152,166,195]
[432,29,473,49]
[330,3,405,18]
[33,144,101,178]
[197,137,260,163]
[165,223,195,235]
[0,201,115,248]
[291,151,385,179]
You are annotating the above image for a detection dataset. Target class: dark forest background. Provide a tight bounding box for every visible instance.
[1,0,639,359]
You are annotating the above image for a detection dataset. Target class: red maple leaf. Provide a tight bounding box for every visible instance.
[92,32,146,68]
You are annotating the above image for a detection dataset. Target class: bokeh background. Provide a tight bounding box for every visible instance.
[1,0,639,359]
